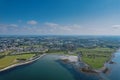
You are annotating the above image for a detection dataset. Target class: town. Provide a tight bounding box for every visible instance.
[0,36,119,54]
[0,36,119,70]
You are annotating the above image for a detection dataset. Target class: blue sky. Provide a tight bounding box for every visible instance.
[1,0,120,35]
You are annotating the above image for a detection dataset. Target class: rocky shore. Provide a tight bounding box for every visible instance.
[60,55,111,74]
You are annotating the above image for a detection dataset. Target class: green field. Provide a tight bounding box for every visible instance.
[0,50,13,56]
[0,54,35,69]
[77,48,115,69]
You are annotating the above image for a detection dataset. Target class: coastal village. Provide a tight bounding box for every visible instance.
[0,36,119,73]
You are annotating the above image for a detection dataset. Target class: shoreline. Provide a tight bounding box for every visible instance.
[0,54,46,72]
[60,50,117,74]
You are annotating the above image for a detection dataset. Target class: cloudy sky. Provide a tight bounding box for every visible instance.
[0,0,120,35]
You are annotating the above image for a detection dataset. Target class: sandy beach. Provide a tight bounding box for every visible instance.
[60,55,78,62]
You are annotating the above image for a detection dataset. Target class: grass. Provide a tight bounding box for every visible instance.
[46,50,65,54]
[77,47,115,69]
[0,50,13,56]
[46,50,78,56]
[0,54,35,69]
[15,54,35,59]
[82,57,108,69]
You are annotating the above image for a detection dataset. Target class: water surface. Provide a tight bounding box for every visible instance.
[0,55,101,80]
[106,50,120,80]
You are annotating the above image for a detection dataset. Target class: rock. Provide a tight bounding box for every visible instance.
[109,61,116,64]
[80,67,97,73]
[102,67,109,74]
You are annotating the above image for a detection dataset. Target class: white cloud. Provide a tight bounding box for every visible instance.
[1,22,120,35]
[0,24,18,34]
[44,22,81,32]
[58,24,81,32]
[112,25,120,29]
[44,22,58,27]
[27,20,37,25]
[44,23,82,34]
[0,24,18,27]
[9,24,18,27]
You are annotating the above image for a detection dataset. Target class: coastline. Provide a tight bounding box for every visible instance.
[0,50,116,73]
[97,50,118,73]
[0,54,46,72]
[81,49,118,73]
[60,50,117,74]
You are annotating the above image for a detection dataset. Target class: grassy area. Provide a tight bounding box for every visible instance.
[77,48,115,69]
[46,50,78,56]
[0,54,35,69]
[15,54,35,60]
[0,50,13,56]
[46,50,66,54]
[82,57,108,69]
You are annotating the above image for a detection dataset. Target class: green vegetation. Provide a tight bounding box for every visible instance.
[46,50,66,54]
[0,54,35,69]
[77,48,115,69]
[15,54,35,60]
[0,50,12,56]
[46,50,77,55]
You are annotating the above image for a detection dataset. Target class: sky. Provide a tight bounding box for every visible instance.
[1,0,120,35]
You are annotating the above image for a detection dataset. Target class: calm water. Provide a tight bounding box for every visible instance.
[1,52,120,80]
[106,50,120,80]
[0,55,101,80]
